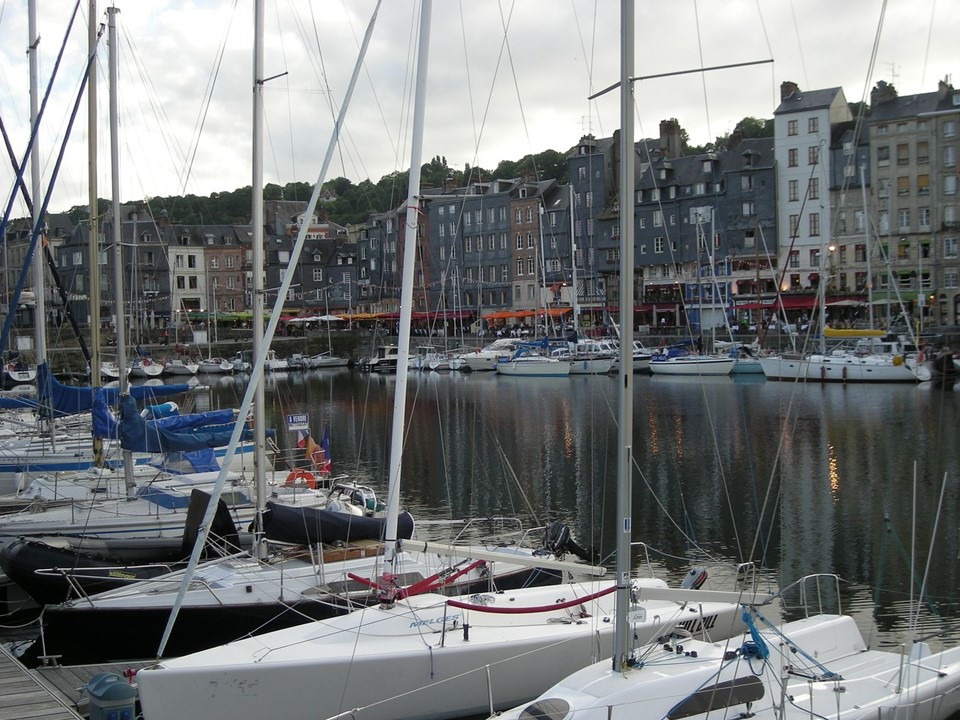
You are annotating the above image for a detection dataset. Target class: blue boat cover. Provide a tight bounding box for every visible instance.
[37,363,190,417]
[93,393,258,453]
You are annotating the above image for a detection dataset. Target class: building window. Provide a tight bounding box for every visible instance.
[945,176,957,196]
[919,207,930,230]
[808,116,819,133]
[897,143,909,165]
[877,146,890,166]
[808,177,819,200]
[855,210,865,232]
[788,179,798,202]
[809,213,820,236]
[654,237,664,253]
[501,264,508,282]
[516,259,524,276]
[789,214,800,237]
[897,176,910,196]
[653,210,663,227]
[838,212,847,234]
[788,250,799,268]
[525,207,533,223]
[465,237,472,253]
[741,202,755,217]
[788,148,798,167]
[898,209,910,230]
[488,235,495,251]
[918,174,930,195]
[944,237,958,259]
[527,233,535,249]
[807,146,819,165]
[944,120,957,138]
[787,119,798,136]
[945,270,958,288]
[944,145,956,167]
[741,175,753,191]
[527,257,535,275]
[312,268,323,282]
[694,182,706,195]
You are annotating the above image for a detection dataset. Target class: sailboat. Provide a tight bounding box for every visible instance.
[134,5,749,720]
[494,11,960,716]
[197,281,234,374]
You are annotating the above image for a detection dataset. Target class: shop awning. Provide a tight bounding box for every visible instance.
[775,294,818,310]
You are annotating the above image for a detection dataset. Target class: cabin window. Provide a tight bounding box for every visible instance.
[667,676,764,719]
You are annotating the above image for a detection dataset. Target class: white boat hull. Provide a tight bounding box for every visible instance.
[136,580,746,720]
[649,357,734,376]
[760,354,923,383]
[496,358,571,377]
[495,613,960,720]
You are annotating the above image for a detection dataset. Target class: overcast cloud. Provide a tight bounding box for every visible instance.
[0,0,957,217]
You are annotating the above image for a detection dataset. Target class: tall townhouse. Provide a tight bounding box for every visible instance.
[166,225,207,324]
[510,179,549,314]
[774,82,852,295]
[826,121,871,300]
[354,212,391,314]
[924,80,960,325]
[199,225,245,315]
[568,134,618,313]
[866,82,940,326]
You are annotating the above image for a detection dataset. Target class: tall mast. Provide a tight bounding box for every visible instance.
[88,0,100,392]
[252,0,268,561]
[613,0,635,673]
[569,184,579,333]
[28,0,46,366]
[860,163,874,328]
[383,0,432,571]
[107,6,133,495]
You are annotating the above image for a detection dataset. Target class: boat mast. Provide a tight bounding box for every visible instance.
[28,0,47,370]
[252,0,268,560]
[613,0,635,673]
[568,184,580,334]
[384,0,432,572]
[859,163,874,328]
[107,6,134,495]
[88,0,100,395]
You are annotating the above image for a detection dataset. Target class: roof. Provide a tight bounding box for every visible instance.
[869,92,941,123]
[774,86,844,115]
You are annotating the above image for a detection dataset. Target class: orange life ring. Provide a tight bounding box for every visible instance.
[143,358,152,366]
[285,469,316,489]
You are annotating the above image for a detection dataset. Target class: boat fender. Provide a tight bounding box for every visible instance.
[892,355,904,366]
[285,469,317,489]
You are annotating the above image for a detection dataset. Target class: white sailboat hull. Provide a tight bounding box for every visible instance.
[495,614,960,720]
[496,357,571,377]
[760,353,924,383]
[649,357,734,376]
[137,579,746,720]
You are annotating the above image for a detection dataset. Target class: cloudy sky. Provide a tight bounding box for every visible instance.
[0,0,957,218]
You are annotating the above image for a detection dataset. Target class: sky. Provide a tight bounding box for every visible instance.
[0,0,957,219]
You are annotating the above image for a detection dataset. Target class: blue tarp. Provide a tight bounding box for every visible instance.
[37,363,190,418]
[0,395,40,410]
[112,394,259,453]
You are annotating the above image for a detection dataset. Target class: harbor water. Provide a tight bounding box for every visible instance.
[196,368,960,652]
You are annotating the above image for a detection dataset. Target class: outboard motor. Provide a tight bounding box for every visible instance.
[542,521,594,563]
[681,566,708,590]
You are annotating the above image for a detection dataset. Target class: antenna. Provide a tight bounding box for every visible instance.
[887,62,900,87]
[579,115,593,135]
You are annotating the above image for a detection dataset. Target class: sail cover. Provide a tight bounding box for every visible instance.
[37,363,190,417]
[262,502,415,545]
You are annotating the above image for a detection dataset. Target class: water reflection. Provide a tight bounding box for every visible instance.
[205,370,960,649]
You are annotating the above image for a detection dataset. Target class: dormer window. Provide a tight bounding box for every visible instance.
[702,160,712,173]
[313,253,322,262]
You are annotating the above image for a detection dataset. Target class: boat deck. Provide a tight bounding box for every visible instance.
[0,644,149,719]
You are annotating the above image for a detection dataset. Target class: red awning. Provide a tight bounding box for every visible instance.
[775,294,818,310]
[735,301,775,311]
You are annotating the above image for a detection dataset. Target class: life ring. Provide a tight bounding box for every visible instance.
[285,469,316,489]
[143,358,152,366]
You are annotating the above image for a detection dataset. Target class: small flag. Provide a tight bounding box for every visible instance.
[311,427,331,474]
[296,430,307,449]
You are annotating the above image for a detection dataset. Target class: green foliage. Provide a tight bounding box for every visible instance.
[66,148,571,227]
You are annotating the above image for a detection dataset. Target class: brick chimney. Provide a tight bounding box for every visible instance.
[442,173,456,193]
[659,119,682,159]
[780,81,800,101]
[870,80,897,107]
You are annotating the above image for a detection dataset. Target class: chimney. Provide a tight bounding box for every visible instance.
[938,77,953,100]
[780,81,800,101]
[443,173,456,193]
[870,80,897,107]
[659,119,682,159]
